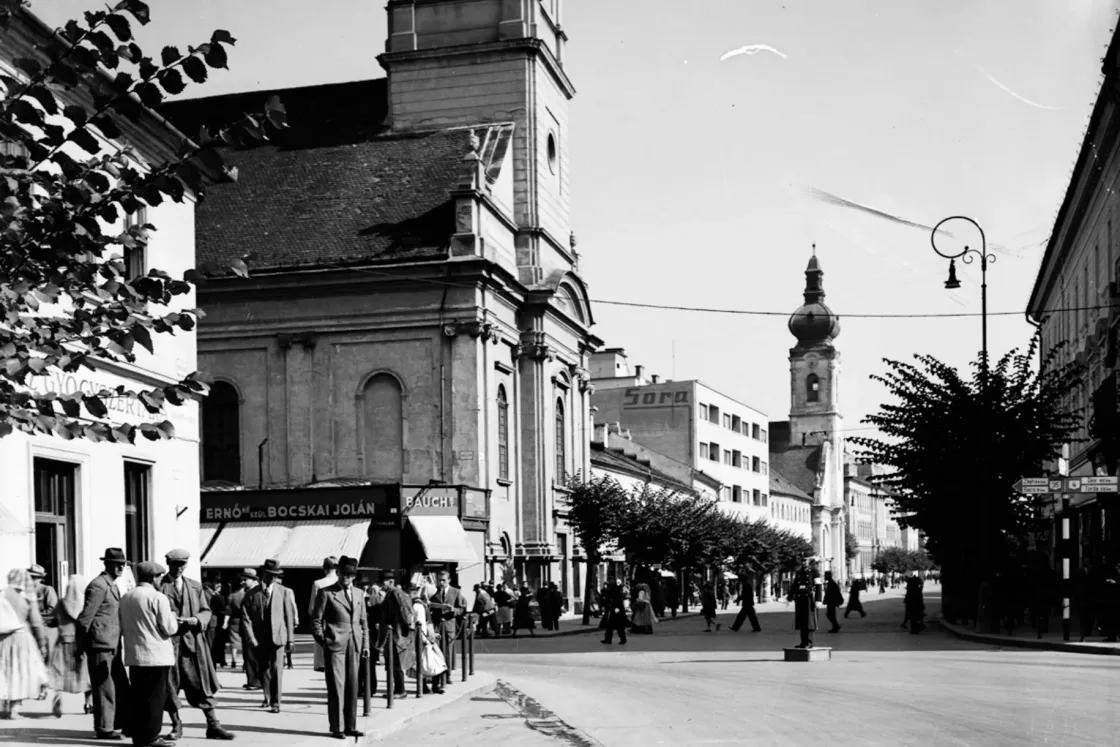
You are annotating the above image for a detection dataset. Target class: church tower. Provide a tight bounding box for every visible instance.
[379,0,575,287]
[787,247,843,448]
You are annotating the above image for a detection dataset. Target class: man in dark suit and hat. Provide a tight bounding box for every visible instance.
[376,569,414,700]
[242,559,296,714]
[788,559,819,648]
[78,547,131,740]
[159,549,233,741]
[226,568,260,690]
[311,556,369,739]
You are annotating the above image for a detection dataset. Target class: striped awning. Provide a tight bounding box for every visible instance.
[201,521,293,568]
[276,519,371,568]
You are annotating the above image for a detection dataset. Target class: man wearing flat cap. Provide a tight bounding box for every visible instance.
[78,547,131,740]
[311,556,369,739]
[121,561,177,747]
[242,559,296,714]
[158,549,234,741]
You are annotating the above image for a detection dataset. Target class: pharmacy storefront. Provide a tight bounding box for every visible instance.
[0,363,202,589]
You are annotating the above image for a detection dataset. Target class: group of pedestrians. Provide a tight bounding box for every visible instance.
[469,581,562,638]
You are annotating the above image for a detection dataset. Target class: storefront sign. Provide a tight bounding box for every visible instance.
[201,485,400,527]
[462,488,489,520]
[404,487,459,516]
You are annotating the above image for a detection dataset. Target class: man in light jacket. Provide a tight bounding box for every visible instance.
[120,561,178,747]
[242,559,296,713]
[310,557,338,672]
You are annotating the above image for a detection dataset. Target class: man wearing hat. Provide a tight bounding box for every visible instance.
[311,556,369,739]
[120,561,177,747]
[241,559,296,713]
[158,549,233,741]
[226,569,260,690]
[310,556,339,673]
[376,569,415,700]
[78,548,131,740]
[28,563,60,685]
[787,558,819,649]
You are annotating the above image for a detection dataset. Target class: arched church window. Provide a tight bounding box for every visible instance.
[363,373,404,481]
[806,374,820,403]
[497,385,509,480]
[202,381,241,483]
[555,398,567,480]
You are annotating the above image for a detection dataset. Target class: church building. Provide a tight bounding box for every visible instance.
[164,0,599,609]
[769,249,848,582]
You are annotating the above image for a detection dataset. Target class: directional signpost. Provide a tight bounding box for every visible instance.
[1014,474,1119,642]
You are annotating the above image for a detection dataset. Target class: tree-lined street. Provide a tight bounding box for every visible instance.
[394,592,1120,746]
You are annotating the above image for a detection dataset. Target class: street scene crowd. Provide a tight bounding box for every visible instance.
[0,550,473,743]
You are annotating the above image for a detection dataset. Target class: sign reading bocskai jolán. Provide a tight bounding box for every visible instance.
[200,485,400,528]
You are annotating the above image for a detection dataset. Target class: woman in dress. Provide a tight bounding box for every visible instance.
[0,568,49,719]
[46,574,90,717]
[510,586,536,638]
[700,582,719,632]
[630,582,657,634]
[493,584,513,637]
[408,583,446,694]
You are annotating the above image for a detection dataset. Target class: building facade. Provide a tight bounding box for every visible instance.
[0,10,205,586]
[843,464,920,576]
[1027,23,1120,570]
[589,352,772,523]
[769,251,847,583]
[166,0,599,606]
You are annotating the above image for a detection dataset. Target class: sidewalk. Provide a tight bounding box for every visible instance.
[0,646,495,746]
[939,616,1120,656]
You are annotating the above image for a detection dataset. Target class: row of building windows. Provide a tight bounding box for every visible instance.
[770,501,809,522]
[698,403,768,443]
[698,442,768,474]
[722,486,768,506]
[202,378,573,487]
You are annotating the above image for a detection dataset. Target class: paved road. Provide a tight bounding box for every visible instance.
[390,592,1120,746]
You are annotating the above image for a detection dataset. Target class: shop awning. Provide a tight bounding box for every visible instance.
[277,519,372,568]
[199,523,221,558]
[201,521,293,568]
[407,515,478,564]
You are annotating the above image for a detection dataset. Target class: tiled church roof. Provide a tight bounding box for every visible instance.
[768,445,822,500]
[770,468,813,501]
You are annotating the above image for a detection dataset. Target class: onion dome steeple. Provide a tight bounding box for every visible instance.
[788,245,840,346]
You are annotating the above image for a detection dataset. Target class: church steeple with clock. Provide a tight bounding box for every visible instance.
[787,246,843,448]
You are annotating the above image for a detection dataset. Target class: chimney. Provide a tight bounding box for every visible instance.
[593,422,609,448]
[651,374,660,384]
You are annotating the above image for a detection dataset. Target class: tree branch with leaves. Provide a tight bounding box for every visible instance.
[0,0,285,442]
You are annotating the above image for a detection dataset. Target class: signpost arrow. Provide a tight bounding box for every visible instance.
[1014,475,1119,494]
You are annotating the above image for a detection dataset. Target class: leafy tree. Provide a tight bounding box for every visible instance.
[0,1,284,442]
[871,546,909,575]
[565,473,630,625]
[617,486,728,574]
[850,330,1079,622]
[845,530,858,562]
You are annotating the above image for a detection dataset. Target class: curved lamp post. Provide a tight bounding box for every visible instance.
[930,216,997,382]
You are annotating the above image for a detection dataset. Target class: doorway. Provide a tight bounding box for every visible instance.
[34,458,78,587]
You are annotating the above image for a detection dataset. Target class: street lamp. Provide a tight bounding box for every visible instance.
[930,216,997,382]
[931,215,998,631]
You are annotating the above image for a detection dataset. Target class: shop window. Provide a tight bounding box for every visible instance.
[34,458,77,586]
[201,380,241,483]
[124,462,151,568]
[497,385,509,480]
[555,398,566,480]
[363,373,404,481]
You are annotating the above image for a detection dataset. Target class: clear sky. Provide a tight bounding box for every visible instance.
[30,0,1120,440]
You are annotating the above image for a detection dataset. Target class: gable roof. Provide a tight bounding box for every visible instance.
[161,79,512,274]
[591,443,695,495]
[770,469,813,501]
[768,444,822,499]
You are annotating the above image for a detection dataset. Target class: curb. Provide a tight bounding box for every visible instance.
[938,617,1120,656]
[532,611,703,638]
[353,674,498,743]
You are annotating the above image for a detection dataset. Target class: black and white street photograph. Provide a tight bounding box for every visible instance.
[1,1,1120,745]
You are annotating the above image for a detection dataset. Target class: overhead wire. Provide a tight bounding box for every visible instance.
[341,264,1110,320]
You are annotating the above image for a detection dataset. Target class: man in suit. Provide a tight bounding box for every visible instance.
[77,547,131,741]
[242,559,296,713]
[310,557,338,672]
[159,549,234,741]
[311,556,369,739]
[428,571,466,688]
[227,569,261,690]
[376,569,414,700]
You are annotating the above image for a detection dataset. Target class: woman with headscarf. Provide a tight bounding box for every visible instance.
[46,574,91,717]
[0,568,49,719]
[630,582,657,634]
